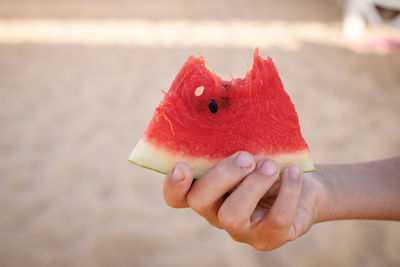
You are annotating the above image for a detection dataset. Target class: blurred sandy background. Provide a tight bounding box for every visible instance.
[0,0,400,266]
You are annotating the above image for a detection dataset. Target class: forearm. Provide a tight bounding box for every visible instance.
[315,155,400,222]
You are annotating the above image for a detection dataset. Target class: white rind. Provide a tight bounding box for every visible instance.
[129,137,315,178]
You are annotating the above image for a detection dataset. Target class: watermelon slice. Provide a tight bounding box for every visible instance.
[129,49,314,178]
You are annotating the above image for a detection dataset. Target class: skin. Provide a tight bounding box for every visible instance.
[163,152,400,251]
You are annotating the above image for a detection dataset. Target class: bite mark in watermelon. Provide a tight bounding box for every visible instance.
[129,49,314,177]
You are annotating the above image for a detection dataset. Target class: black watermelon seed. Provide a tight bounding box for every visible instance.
[208,100,218,114]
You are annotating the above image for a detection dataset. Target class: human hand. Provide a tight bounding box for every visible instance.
[163,152,325,251]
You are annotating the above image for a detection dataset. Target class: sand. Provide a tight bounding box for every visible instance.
[1,1,400,267]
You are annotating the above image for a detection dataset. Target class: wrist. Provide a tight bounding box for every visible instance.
[308,166,332,223]
[305,157,400,223]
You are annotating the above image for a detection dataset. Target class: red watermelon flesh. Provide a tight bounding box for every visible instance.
[129,49,314,177]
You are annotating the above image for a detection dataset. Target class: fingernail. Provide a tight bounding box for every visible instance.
[289,165,301,180]
[171,165,184,182]
[259,160,277,176]
[235,152,252,168]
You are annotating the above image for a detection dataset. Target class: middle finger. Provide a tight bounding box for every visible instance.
[186,151,256,226]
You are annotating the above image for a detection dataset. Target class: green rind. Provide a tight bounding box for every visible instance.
[129,159,168,176]
[303,167,316,173]
[129,137,315,178]
[129,158,315,178]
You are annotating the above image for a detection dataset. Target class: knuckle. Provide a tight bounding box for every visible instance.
[269,217,290,231]
[229,233,246,243]
[229,234,241,242]
[217,209,238,230]
[251,240,273,251]
[208,220,223,229]
[250,235,281,251]
[186,193,208,214]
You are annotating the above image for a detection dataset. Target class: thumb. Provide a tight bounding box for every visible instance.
[163,162,193,208]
